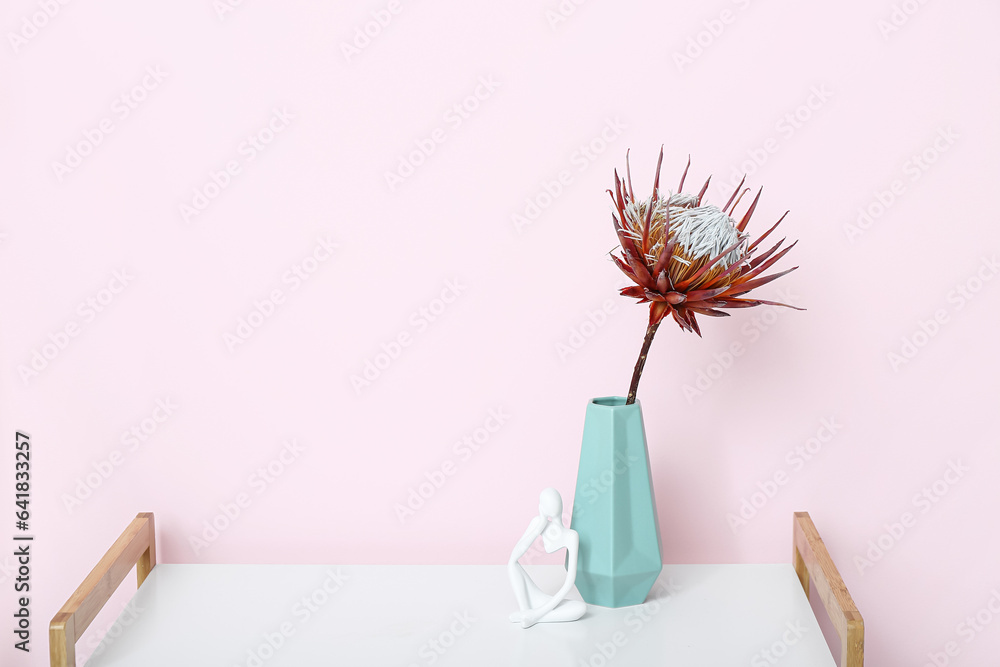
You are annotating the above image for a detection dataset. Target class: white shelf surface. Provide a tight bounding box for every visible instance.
[84,564,837,667]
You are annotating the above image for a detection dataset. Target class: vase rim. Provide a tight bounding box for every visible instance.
[590,396,639,408]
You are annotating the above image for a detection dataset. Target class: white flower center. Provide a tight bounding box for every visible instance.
[617,194,747,269]
[668,203,746,268]
[667,192,699,208]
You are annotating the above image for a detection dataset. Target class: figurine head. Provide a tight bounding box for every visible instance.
[538,487,562,520]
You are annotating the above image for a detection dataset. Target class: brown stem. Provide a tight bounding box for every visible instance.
[626,321,660,405]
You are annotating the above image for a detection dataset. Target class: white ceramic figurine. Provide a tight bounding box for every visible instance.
[507,488,587,628]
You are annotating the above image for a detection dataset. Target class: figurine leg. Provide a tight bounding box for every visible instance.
[508,564,587,624]
[509,598,587,625]
[508,562,550,615]
[536,599,587,623]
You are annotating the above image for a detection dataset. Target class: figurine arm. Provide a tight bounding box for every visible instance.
[508,516,544,565]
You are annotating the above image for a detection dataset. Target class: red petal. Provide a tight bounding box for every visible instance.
[747,237,785,269]
[616,228,641,261]
[722,175,746,214]
[740,240,798,281]
[736,187,762,232]
[719,297,805,310]
[652,145,664,203]
[611,253,638,280]
[730,188,749,215]
[686,286,730,301]
[643,289,668,302]
[625,149,635,201]
[626,250,655,288]
[747,211,788,252]
[620,285,646,298]
[687,307,730,318]
[677,155,691,192]
[675,238,745,290]
[665,291,686,304]
[710,298,759,308]
[686,310,702,336]
[671,307,691,332]
[643,148,665,247]
[649,301,671,326]
[652,241,677,285]
[702,254,746,287]
[696,176,711,206]
[642,202,653,249]
[722,266,798,296]
[650,199,674,277]
[614,170,627,220]
[612,209,642,260]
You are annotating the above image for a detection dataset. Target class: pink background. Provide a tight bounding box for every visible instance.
[2,0,999,665]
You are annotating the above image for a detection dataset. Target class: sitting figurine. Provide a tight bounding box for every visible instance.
[507,488,587,628]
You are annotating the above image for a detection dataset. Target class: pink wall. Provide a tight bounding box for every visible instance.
[2,0,998,665]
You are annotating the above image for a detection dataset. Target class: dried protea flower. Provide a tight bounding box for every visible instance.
[610,148,803,404]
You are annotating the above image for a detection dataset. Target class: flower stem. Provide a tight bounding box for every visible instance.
[626,321,661,405]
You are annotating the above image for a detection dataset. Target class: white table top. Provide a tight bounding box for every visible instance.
[84,564,836,667]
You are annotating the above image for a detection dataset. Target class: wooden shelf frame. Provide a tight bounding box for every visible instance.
[792,511,864,667]
[49,512,156,667]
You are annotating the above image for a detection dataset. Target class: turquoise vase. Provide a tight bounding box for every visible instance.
[569,396,662,607]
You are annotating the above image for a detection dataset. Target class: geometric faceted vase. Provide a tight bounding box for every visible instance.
[569,396,663,607]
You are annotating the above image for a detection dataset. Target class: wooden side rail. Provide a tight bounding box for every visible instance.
[792,511,864,667]
[49,512,156,667]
